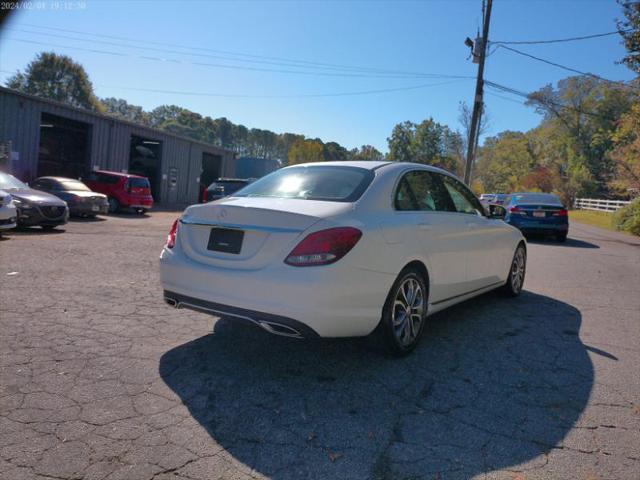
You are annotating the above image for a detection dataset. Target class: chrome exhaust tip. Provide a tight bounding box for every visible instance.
[258,320,303,339]
[164,297,179,308]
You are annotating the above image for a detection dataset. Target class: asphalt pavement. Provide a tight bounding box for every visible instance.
[1,213,638,480]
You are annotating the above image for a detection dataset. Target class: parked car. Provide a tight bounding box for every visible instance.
[32,177,109,217]
[203,178,252,203]
[160,161,526,355]
[0,189,17,234]
[479,193,496,204]
[493,193,508,205]
[0,172,68,230]
[502,192,569,242]
[82,170,153,214]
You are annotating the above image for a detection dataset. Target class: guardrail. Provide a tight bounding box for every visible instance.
[574,198,631,212]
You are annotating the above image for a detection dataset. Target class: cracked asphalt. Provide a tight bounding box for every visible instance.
[1,212,639,480]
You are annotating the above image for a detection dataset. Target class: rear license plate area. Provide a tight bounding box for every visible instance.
[533,211,546,218]
[207,228,244,254]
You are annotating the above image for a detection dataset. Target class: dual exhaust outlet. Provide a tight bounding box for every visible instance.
[164,296,304,339]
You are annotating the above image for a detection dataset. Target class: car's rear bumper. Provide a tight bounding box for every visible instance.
[163,290,320,339]
[159,246,395,338]
[69,204,109,216]
[120,195,153,209]
[507,219,568,235]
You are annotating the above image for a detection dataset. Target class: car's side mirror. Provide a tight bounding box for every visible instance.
[488,204,506,218]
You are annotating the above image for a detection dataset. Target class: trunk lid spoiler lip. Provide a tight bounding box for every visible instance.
[179,216,305,234]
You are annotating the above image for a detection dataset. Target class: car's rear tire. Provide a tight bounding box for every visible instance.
[501,243,526,297]
[374,266,428,356]
[555,233,567,242]
[108,198,120,213]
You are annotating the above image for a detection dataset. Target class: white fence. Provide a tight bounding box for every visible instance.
[574,198,631,212]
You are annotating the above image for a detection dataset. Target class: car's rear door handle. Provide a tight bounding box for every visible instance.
[418,222,431,231]
[467,222,479,229]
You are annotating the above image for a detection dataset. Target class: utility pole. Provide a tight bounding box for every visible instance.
[463,0,492,185]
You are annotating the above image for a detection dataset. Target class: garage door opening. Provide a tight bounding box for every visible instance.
[129,135,162,201]
[38,113,92,179]
[200,152,222,202]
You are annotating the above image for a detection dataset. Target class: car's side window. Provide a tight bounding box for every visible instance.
[394,171,455,212]
[33,179,51,190]
[394,177,419,211]
[440,175,485,216]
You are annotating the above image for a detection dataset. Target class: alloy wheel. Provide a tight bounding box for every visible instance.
[510,247,526,293]
[392,277,425,347]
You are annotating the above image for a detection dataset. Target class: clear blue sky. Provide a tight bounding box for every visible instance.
[0,0,634,152]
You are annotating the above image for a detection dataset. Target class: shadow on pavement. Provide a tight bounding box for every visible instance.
[9,226,66,235]
[69,216,107,222]
[160,291,592,479]
[527,236,599,249]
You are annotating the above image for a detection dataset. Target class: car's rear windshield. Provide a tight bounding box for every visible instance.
[233,166,374,202]
[60,180,91,191]
[128,178,150,188]
[512,193,562,205]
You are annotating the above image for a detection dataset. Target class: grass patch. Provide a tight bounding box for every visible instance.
[569,209,617,232]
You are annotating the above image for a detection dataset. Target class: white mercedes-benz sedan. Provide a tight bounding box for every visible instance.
[160,161,526,355]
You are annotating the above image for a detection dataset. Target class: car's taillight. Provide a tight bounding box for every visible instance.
[552,209,568,217]
[509,206,525,215]
[166,218,179,249]
[285,227,362,267]
[202,189,208,203]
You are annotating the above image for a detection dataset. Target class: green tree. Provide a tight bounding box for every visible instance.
[526,76,633,194]
[618,1,640,74]
[102,97,149,124]
[353,145,384,161]
[387,121,416,161]
[610,102,640,195]
[287,139,324,165]
[475,131,536,193]
[322,141,350,161]
[7,52,104,111]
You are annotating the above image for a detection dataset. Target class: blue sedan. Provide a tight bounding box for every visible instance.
[503,193,569,242]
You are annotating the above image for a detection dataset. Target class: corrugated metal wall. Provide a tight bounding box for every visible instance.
[0,88,236,207]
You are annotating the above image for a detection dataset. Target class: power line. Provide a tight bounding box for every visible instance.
[15,23,470,79]
[495,44,638,90]
[485,90,526,105]
[97,79,468,99]
[5,36,473,80]
[0,67,468,99]
[491,28,631,45]
[485,80,618,121]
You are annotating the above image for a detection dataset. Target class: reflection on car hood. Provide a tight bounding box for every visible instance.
[10,188,68,205]
[63,190,108,199]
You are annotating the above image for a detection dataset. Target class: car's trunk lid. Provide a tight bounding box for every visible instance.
[178,197,353,269]
[514,203,566,220]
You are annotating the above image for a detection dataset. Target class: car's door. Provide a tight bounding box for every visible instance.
[391,170,470,302]
[438,174,510,289]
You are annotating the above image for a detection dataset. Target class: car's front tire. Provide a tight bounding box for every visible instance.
[375,266,428,356]
[501,243,526,297]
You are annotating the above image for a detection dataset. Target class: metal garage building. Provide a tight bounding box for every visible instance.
[0,87,237,207]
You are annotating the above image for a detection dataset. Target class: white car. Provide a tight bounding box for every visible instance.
[0,189,17,233]
[160,161,526,355]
